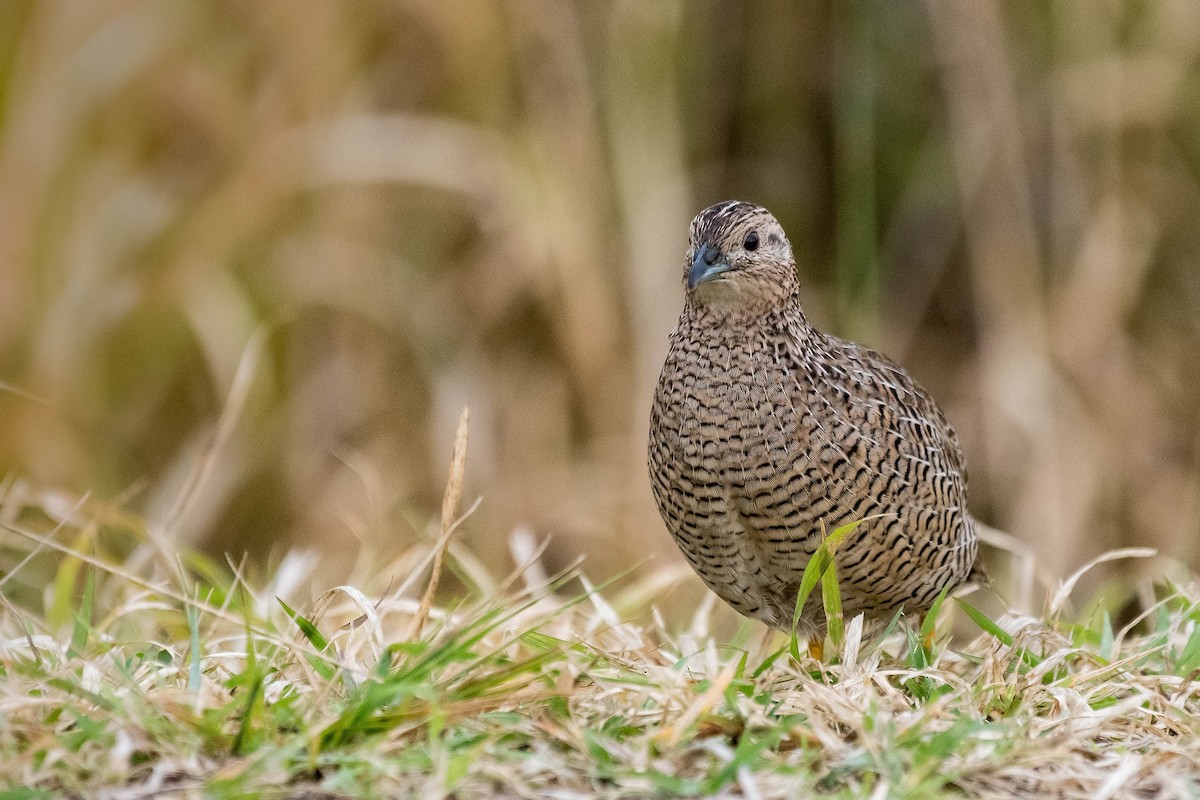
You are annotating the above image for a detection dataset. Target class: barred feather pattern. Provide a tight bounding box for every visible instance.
[649,201,978,636]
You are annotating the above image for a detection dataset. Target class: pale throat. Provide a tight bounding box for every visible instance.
[686,278,801,327]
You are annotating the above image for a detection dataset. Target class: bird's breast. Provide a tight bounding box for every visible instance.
[653,332,799,482]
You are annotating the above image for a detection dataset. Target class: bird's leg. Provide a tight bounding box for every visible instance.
[807,638,824,661]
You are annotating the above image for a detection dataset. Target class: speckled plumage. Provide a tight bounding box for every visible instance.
[649,201,978,637]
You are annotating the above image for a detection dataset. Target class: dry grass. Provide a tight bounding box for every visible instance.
[1,423,1198,799]
[0,2,1198,611]
[2,4,1200,795]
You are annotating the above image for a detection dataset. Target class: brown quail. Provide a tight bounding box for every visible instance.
[649,201,979,644]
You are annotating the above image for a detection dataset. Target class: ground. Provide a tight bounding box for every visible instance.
[1,480,1197,799]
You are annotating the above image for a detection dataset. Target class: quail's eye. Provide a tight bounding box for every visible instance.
[743,231,759,251]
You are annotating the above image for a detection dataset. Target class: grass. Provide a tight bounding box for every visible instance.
[2,521,1197,799]
[2,429,1198,799]
[3,5,1199,796]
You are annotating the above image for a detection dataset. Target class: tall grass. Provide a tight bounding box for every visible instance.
[0,1,1198,622]
[0,453,1197,797]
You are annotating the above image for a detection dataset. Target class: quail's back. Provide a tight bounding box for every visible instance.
[649,201,978,636]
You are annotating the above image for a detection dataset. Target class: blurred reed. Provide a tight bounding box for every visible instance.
[0,0,1197,625]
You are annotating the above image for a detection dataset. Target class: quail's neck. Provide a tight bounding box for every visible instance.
[683,291,812,340]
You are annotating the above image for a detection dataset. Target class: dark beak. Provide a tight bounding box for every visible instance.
[688,243,732,289]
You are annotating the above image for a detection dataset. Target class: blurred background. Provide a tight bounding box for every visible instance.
[1,1,1198,622]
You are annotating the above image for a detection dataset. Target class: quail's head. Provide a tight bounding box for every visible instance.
[684,201,797,315]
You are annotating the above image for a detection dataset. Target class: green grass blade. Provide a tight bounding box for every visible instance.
[956,599,1012,646]
[231,625,264,756]
[277,597,330,652]
[49,531,88,631]
[791,545,832,631]
[821,561,844,653]
[957,598,1043,668]
[1175,622,1200,675]
[790,516,881,658]
[68,564,95,658]
[277,596,339,681]
[921,585,952,640]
